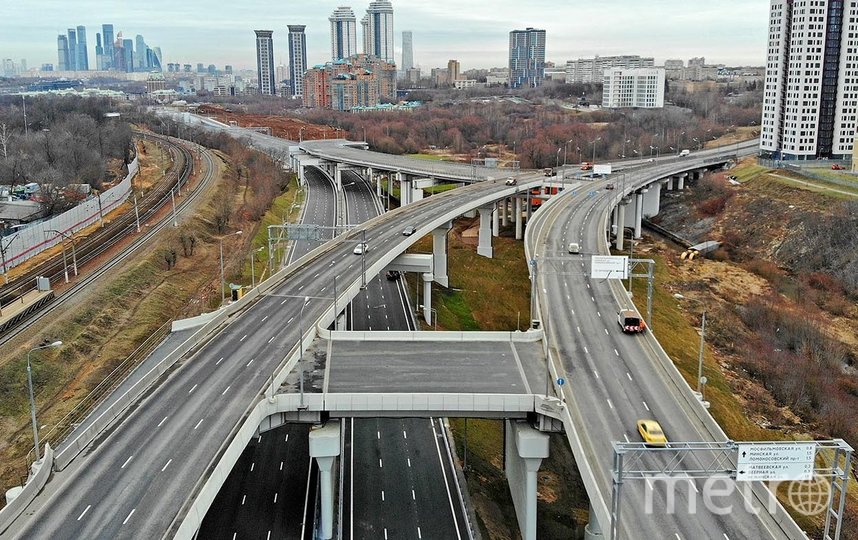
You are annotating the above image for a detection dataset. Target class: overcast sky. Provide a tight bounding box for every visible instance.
[3,1,769,71]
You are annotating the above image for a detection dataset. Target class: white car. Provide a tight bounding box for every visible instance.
[353,242,368,255]
[568,242,580,254]
[505,177,517,186]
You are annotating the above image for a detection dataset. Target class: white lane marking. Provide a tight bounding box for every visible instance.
[268,336,275,344]
[122,508,136,525]
[597,311,601,317]
[412,489,416,500]
[377,431,380,439]
[232,533,237,540]
[576,326,581,333]
[250,462,255,472]
[280,461,284,471]
[157,416,168,427]
[403,430,407,439]
[239,334,247,342]
[614,349,620,356]
[241,494,246,505]
[287,317,294,324]
[607,399,614,410]
[675,534,682,540]
[267,531,271,540]
[384,528,388,540]
[274,493,278,503]
[281,299,288,305]
[221,385,230,396]
[161,459,172,472]
[381,490,385,501]
[587,283,591,289]
[627,372,633,381]
[584,346,589,354]
[604,328,609,335]
[216,357,224,366]
[643,401,650,411]
[723,535,730,540]
[593,370,600,379]
[592,296,596,302]
[121,455,134,469]
[77,505,92,521]
[246,358,254,367]
[379,459,383,468]
[623,433,630,443]
[261,315,268,322]
[286,434,289,442]
[188,384,198,394]
[418,527,423,539]
[194,418,204,430]
[430,419,463,539]
[407,458,412,467]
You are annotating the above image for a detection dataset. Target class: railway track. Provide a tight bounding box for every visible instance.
[0,133,216,348]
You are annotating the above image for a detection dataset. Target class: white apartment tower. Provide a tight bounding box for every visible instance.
[401,30,414,71]
[254,30,276,96]
[365,0,395,64]
[330,6,358,61]
[288,25,307,98]
[762,0,858,159]
[602,68,666,109]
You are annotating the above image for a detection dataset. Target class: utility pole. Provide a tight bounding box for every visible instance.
[22,95,28,138]
[697,310,707,395]
[133,194,141,233]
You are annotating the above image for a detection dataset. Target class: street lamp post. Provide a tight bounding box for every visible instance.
[590,137,602,166]
[219,230,243,306]
[564,139,574,166]
[27,341,62,462]
[697,310,707,396]
[555,148,562,170]
[250,246,265,288]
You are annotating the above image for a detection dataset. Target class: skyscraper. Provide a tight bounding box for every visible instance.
[254,30,276,95]
[401,31,413,72]
[508,27,546,89]
[95,33,104,70]
[102,24,115,69]
[330,6,358,61]
[447,59,460,84]
[76,25,89,71]
[135,35,148,71]
[288,25,308,98]
[761,0,858,159]
[365,1,395,64]
[361,15,371,54]
[122,38,134,73]
[57,35,69,71]
[67,28,77,71]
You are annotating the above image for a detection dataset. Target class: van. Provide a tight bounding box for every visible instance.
[568,242,580,254]
[679,149,691,157]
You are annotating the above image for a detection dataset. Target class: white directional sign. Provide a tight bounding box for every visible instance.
[591,256,629,280]
[736,443,816,482]
[594,164,613,176]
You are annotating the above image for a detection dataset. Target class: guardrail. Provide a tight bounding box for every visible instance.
[319,329,544,342]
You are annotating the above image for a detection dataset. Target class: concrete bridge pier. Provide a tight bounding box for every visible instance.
[397,172,410,205]
[478,205,494,258]
[369,167,380,197]
[666,176,674,191]
[615,198,629,250]
[501,197,509,228]
[309,422,341,540]
[422,272,434,324]
[505,420,550,540]
[677,173,687,191]
[612,206,619,237]
[432,222,452,288]
[515,196,523,240]
[642,181,661,218]
[492,203,500,237]
[334,163,343,191]
[584,503,605,540]
[634,189,646,239]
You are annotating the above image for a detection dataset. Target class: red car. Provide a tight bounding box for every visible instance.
[832,164,845,170]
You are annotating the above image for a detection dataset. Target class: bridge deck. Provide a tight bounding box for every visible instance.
[288,337,548,395]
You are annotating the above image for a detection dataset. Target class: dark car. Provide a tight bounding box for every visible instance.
[385,270,401,281]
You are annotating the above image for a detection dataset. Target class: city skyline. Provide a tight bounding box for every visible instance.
[4,1,769,71]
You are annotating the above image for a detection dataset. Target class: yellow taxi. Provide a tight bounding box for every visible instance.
[637,419,667,446]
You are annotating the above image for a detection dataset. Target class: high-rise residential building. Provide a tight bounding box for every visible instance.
[102,24,115,69]
[95,33,104,70]
[255,30,276,95]
[508,27,546,89]
[447,59,461,84]
[330,6,358,61]
[761,0,858,159]
[67,28,78,71]
[288,25,308,98]
[401,30,413,71]
[76,25,89,70]
[366,1,395,64]
[153,47,163,70]
[303,54,396,111]
[565,55,655,84]
[57,35,70,71]
[361,15,371,54]
[602,68,666,109]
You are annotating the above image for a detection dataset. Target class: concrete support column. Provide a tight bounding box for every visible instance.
[505,420,550,540]
[370,167,380,197]
[477,205,494,258]
[432,222,452,288]
[677,173,686,190]
[526,189,532,222]
[584,503,604,540]
[335,163,343,191]
[666,177,674,191]
[642,182,661,218]
[422,273,433,324]
[634,191,644,239]
[515,197,523,240]
[612,206,619,237]
[501,197,509,227]
[492,204,500,238]
[615,200,627,251]
[309,423,341,540]
[387,174,393,203]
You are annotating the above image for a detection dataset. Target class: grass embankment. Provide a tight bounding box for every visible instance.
[405,153,446,161]
[406,220,587,538]
[732,159,858,199]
